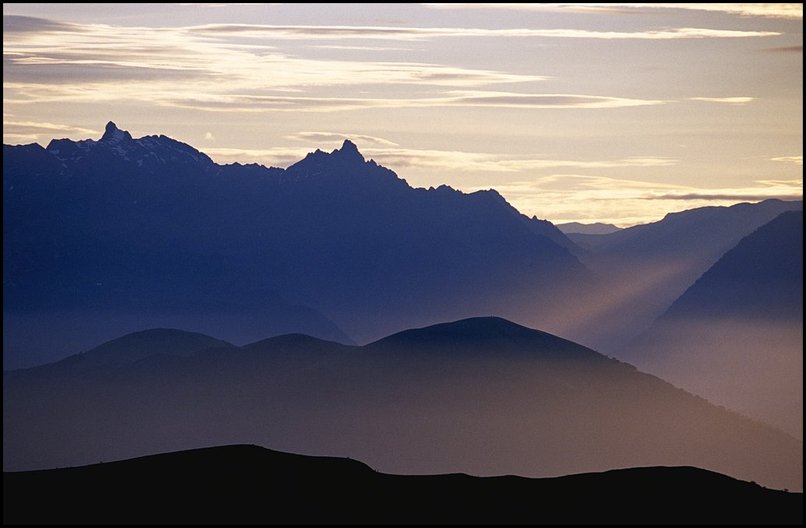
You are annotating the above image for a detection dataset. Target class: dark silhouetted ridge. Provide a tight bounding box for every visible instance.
[242,333,355,352]
[374,316,542,345]
[3,444,801,525]
[41,328,234,373]
[370,316,605,361]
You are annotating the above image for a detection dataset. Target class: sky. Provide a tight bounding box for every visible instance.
[3,2,803,226]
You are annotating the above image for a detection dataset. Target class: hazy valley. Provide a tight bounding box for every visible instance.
[3,123,803,523]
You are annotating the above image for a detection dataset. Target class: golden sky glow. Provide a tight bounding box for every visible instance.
[3,3,802,225]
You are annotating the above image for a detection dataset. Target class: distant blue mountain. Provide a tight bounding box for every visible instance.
[661,210,803,321]
[557,221,621,235]
[619,211,804,438]
[562,199,803,353]
[3,123,587,367]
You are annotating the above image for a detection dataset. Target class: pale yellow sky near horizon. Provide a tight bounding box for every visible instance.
[3,3,802,226]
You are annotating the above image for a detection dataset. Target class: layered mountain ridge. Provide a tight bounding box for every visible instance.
[4,317,801,491]
[619,210,804,438]
[3,122,588,368]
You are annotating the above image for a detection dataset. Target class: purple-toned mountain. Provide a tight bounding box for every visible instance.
[557,221,621,235]
[3,123,587,368]
[563,199,802,353]
[4,317,801,491]
[618,211,804,438]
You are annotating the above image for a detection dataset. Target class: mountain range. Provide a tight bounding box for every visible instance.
[4,122,801,371]
[562,199,802,352]
[3,123,803,499]
[4,445,801,525]
[4,122,587,368]
[556,221,622,235]
[4,317,801,491]
[619,210,803,438]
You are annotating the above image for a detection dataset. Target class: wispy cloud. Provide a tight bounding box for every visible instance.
[689,96,755,105]
[2,119,99,143]
[689,97,756,106]
[476,175,803,225]
[621,3,803,19]
[447,91,665,108]
[642,192,801,201]
[762,46,803,53]
[2,14,777,118]
[2,16,546,91]
[190,22,780,40]
[2,133,40,144]
[287,132,399,147]
[203,143,675,174]
[367,149,675,173]
[310,45,416,52]
[770,156,803,166]
[3,119,98,135]
[2,15,74,33]
[203,147,310,167]
[161,91,667,113]
[423,3,803,19]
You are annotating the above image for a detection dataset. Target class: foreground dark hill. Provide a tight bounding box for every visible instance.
[3,122,587,367]
[4,317,801,491]
[4,445,801,525]
[620,211,804,438]
[564,199,803,353]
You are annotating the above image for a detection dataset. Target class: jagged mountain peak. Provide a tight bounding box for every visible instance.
[292,139,366,168]
[42,121,215,168]
[284,139,409,189]
[333,138,363,161]
[100,121,133,143]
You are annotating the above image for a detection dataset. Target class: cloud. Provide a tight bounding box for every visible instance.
[689,97,755,105]
[2,133,40,144]
[447,91,665,109]
[203,147,312,167]
[762,46,803,53]
[287,132,398,147]
[422,3,803,19]
[2,119,99,143]
[472,174,803,226]
[3,119,98,135]
[4,59,212,83]
[2,15,75,33]
[203,143,675,174]
[1,14,778,116]
[177,3,279,6]
[310,45,416,52]
[190,22,780,40]
[770,156,803,165]
[3,17,552,103]
[626,3,803,19]
[161,91,667,113]
[642,192,802,201]
[204,132,215,141]
[367,149,676,173]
